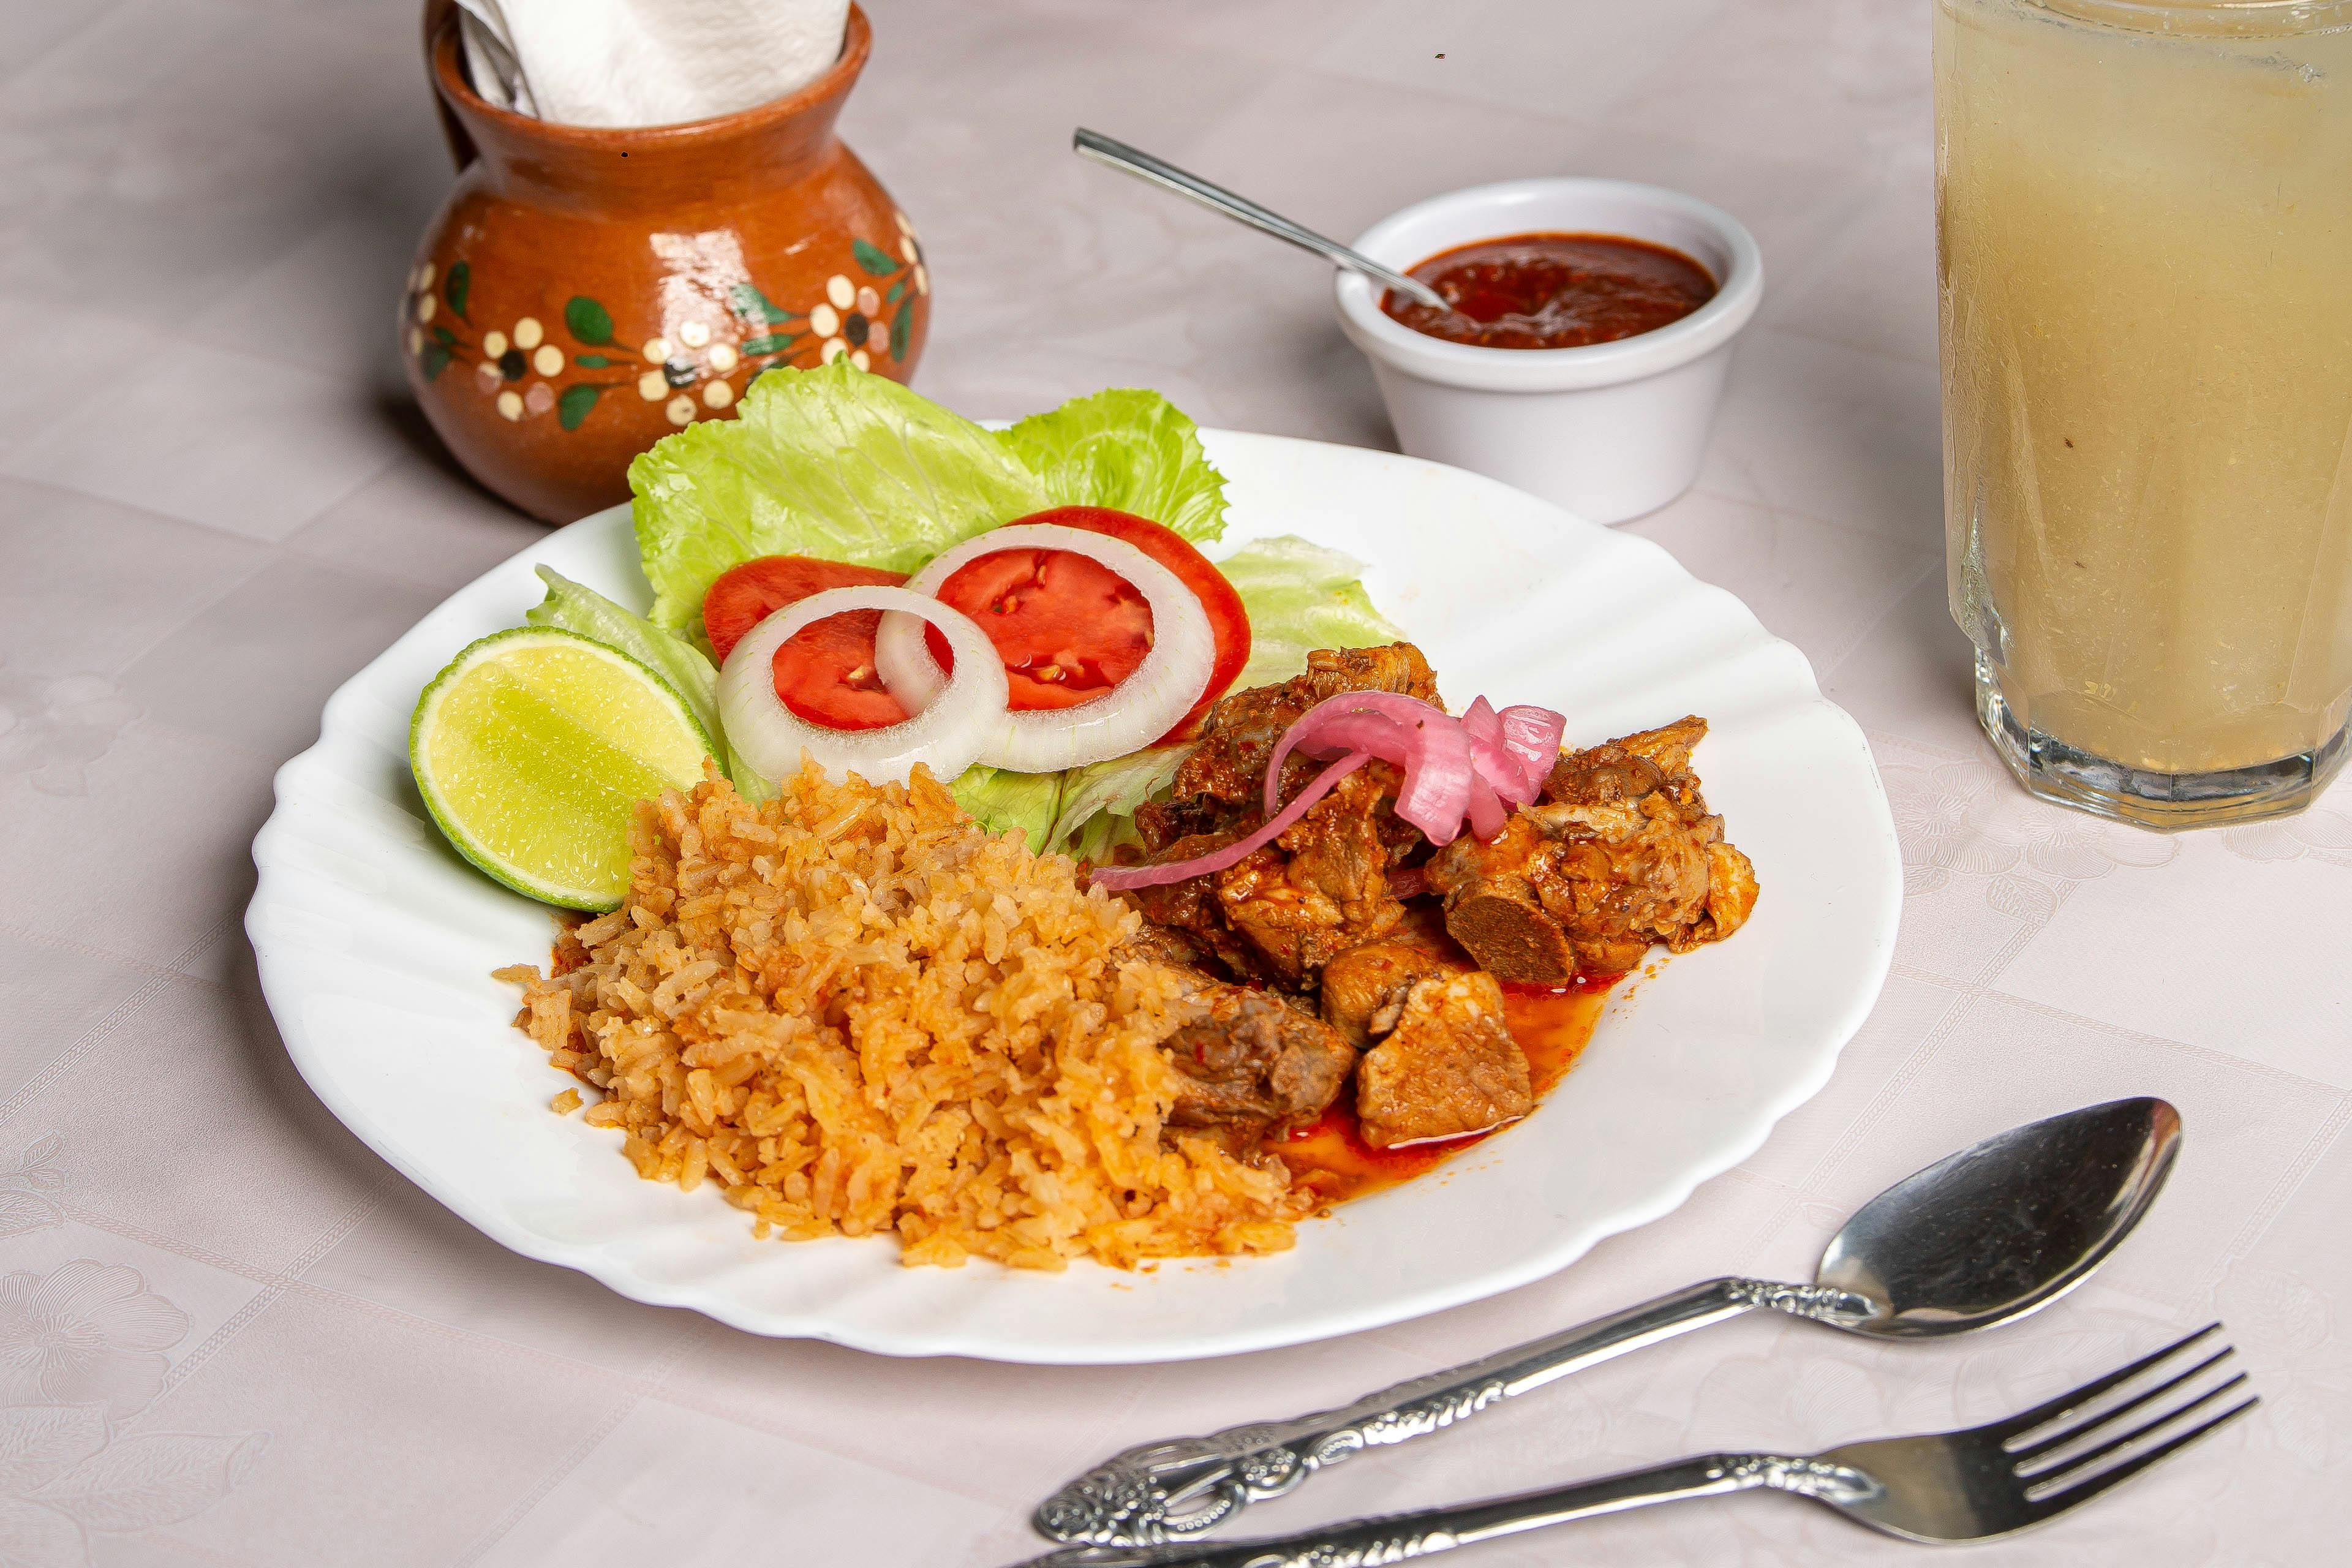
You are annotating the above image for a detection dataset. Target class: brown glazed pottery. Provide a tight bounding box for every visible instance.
[402,3,927,522]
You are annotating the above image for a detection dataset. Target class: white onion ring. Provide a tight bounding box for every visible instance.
[717,586,1009,786]
[872,523,1216,774]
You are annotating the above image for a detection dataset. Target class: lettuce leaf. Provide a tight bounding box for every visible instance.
[525,566,720,736]
[628,361,1050,633]
[617,364,1401,853]
[1051,744,1191,862]
[994,388,1227,541]
[1219,536,1405,689]
[522,567,771,797]
[944,744,1193,862]
[948,765,1064,851]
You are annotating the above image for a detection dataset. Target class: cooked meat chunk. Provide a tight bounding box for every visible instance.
[1128,687,1750,1178]
[1119,657,1757,1188]
[1692,840,1761,948]
[1541,746,1667,809]
[1124,834,1392,990]
[1279,764,1402,921]
[1521,797,1713,974]
[1118,919,1217,974]
[1321,940,1469,1049]
[1129,644,1441,987]
[1610,715,1707,793]
[1166,643,1442,813]
[1431,716,1757,978]
[1431,818,1580,985]
[1162,982,1355,1153]
[1355,972,1532,1148]
[1213,845,1350,987]
[1205,766,1411,987]
[1545,715,1713,825]
[1123,833,1276,981]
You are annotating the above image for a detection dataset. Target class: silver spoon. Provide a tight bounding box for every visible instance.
[1073,127,1455,314]
[1033,1096,2182,1548]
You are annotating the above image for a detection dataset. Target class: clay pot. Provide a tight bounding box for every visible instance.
[402,4,928,522]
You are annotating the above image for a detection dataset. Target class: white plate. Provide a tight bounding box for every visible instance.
[247,431,1900,1364]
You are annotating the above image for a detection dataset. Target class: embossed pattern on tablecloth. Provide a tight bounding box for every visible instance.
[0,2,2343,1564]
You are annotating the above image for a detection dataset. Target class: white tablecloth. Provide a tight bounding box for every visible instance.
[2,3,2343,1564]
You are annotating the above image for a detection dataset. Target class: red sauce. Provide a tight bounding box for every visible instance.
[1382,232,1716,350]
[1278,972,1624,1208]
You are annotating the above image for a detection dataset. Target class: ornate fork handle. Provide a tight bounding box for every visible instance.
[1033,1276,1871,1546]
[1017,1451,1881,1566]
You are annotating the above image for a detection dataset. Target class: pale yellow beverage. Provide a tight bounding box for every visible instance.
[1937,0,2352,827]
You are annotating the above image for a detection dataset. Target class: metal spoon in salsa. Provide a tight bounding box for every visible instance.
[1382,230,1716,350]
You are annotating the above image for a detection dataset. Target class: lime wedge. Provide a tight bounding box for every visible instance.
[410,626,716,911]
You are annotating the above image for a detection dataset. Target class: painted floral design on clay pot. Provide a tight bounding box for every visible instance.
[403,3,928,522]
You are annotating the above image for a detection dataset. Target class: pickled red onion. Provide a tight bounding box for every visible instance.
[1265,692,1484,846]
[1500,706,1566,783]
[1465,773,1509,841]
[1460,696,1565,804]
[1090,691,1568,892]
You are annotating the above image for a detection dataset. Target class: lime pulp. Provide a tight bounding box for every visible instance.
[409,626,715,911]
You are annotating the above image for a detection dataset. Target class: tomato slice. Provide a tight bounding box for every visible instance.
[701,510,1252,742]
[924,507,1251,738]
[703,556,910,731]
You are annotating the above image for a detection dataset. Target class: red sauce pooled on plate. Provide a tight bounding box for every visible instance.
[1382,232,1716,350]
[1279,972,1623,1209]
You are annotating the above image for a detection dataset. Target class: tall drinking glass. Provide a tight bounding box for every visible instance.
[1936,0,2352,828]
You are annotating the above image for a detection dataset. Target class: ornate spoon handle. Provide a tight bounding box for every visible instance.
[1032,1276,1870,1547]
[1016,1450,1879,1566]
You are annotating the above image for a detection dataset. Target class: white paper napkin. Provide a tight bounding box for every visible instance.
[454,0,850,129]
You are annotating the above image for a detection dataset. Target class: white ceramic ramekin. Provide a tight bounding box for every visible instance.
[1335,178,1763,524]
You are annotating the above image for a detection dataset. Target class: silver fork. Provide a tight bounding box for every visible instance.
[1010,1324,2255,1566]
